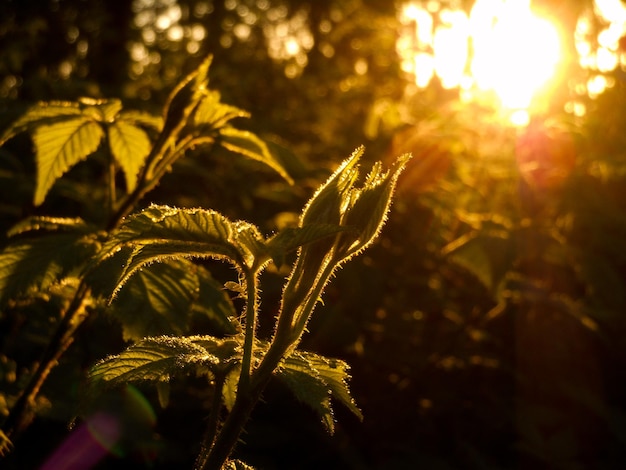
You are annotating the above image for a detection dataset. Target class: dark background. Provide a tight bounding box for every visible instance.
[2,0,626,468]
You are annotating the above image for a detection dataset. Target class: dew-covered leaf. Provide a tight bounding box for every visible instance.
[33,117,104,205]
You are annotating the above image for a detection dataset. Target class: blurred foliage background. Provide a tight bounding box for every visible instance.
[2,0,626,468]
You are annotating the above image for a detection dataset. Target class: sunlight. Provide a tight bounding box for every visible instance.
[398,0,562,125]
[470,0,560,110]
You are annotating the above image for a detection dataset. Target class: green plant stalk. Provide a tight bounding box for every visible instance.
[199,255,339,469]
[1,281,91,440]
[238,269,259,394]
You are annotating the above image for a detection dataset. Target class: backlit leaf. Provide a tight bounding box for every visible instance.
[277,357,335,433]
[277,350,363,434]
[7,216,92,237]
[297,351,363,422]
[222,367,240,412]
[89,335,241,387]
[33,117,104,205]
[339,153,412,260]
[78,97,123,122]
[265,224,353,268]
[0,101,81,146]
[219,127,293,184]
[193,90,249,129]
[107,121,151,192]
[99,206,267,295]
[89,336,218,385]
[119,110,163,131]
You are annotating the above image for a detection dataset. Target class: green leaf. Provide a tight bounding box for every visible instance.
[7,216,92,237]
[89,335,241,386]
[0,101,81,146]
[160,55,213,141]
[280,148,411,337]
[337,153,412,260]
[90,336,217,385]
[33,117,105,205]
[278,350,363,433]
[277,358,335,433]
[119,110,163,131]
[193,90,249,129]
[109,259,200,342]
[0,233,99,305]
[222,367,240,412]
[219,127,293,184]
[107,121,151,192]
[224,460,256,470]
[298,351,363,422]
[99,205,267,295]
[265,224,354,268]
[78,97,123,122]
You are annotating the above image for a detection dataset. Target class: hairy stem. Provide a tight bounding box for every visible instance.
[199,336,290,470]
[1,281,91,440]
[238,269,259,394]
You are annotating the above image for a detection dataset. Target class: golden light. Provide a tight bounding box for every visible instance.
[398,0,563,126]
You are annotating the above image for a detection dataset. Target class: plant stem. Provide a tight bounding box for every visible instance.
[199,259,340,469]
[238,270,258,394]
[199,337,289,470]
[1,281,91,440]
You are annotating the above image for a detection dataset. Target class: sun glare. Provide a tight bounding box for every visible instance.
[399,0,563,125]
